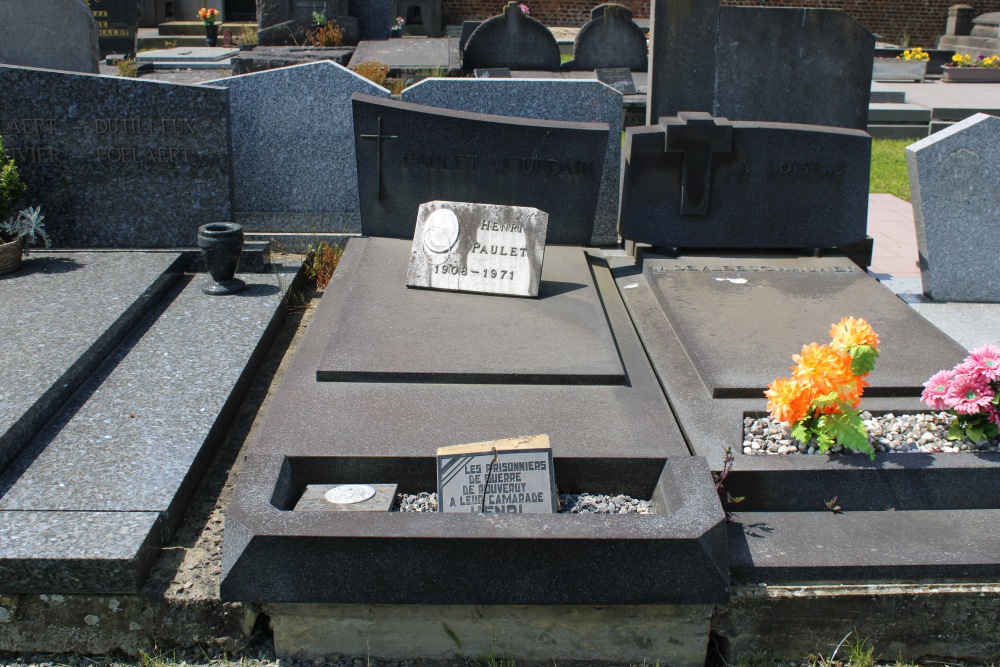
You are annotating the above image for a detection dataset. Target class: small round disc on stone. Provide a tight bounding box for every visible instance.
[324,484,377,504]
[422,208,460,259]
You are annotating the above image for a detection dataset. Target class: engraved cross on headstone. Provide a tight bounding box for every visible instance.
[660,112,733,216]
[361,116,398,200]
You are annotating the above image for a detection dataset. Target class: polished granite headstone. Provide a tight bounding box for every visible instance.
[222,237,727,604]
[402,78,622,245]
[88,0,139,57]
[907,113,1000,303]
[620,112,870,250]
[567,4,647,72]
[646,0,718,123]
[406,201,547,297]
[0,0,100,73]
[0,65,231,247]
[462,1,561,71]
[204,61,389,234]
[352,94,608,244]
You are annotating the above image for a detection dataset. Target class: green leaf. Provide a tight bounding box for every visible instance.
[790,420,811,445]
[849,345,879,376]
[825,411,875,459]
[966,424,986,444]
[810,392,839,412]
[992,392,1000,405]
[947,422,965,441]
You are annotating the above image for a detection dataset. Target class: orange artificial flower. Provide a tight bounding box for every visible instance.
[791,342,860,414]
[830,316,879,352]
[765,376,814,424]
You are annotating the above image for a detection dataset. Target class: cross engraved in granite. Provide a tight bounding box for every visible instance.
[661,112,733,216]
[360,116,398,200]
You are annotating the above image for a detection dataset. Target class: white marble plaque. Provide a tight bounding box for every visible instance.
[436,434,556,514]
[406,201,548,297]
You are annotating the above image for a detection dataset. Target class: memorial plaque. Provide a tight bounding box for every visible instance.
[406,201,547,297]
[474,67,512,78]
[293,483,397,511]
[596,67,636,94]
[437,434,557,514]
[87,0,139,57]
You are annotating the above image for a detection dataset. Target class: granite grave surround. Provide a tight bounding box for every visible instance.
[0,0,100,74]
[349,38,461,76]
[203,62,390,236]
[907,113,1000,303]
[222,237,728,606]
[352,94,608,245]
[0,256,299,593]
[608,252,1000,583]
[462,2,561,72]
[401,78,622,246]
[620,113,871,251]
[646,0,874,130]
[0,65,231,247]
[0,252,183,472]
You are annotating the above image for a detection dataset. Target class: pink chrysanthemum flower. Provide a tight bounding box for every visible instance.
[945,373,994,415]
[965,344,1000,383]
[921,369,954,411]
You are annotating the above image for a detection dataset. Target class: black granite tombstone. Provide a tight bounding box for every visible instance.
[352,94,608,245]
[566,4,647,72]
[462,1,561,72]
[88,0,139,57]
[619,112,870,250]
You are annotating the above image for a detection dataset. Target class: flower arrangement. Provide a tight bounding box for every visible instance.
[197,7,220,25]
[897,47,929,61]
[950,53,1000,69]
[312,8,327,26]
[393,16,405,29]
[517,2,530,14]
[921,345,1000,443]
[765,317,880,459]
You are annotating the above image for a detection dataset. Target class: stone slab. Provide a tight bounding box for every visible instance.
[714,8,874,131]
[0,0,99,74]
[907,113,1000,302]
[0,65,231,247]
[0,511,161,593]
[203,61,389,235]
[352,94,608,245]
[350,38,458,70]
[0,251,183,472]
[909,302,1000,351]
[136,47,238,61]
[867,104,932,123]
[870,90,906,104]
[221,237,726,604]
[620,115,871,250]
[647,265,965,398]
[401,78,622,246]
[462,2,560,72]
[317,238,624,383]
[596,68,636,94]
[405,201,547,297]
[294,484,397,511]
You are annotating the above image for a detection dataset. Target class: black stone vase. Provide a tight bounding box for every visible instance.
[198,222,245,295]
[205,23,219,46]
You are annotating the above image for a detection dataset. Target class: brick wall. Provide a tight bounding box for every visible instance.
[444,0,1000,48]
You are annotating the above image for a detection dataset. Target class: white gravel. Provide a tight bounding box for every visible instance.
[395,492,654,513]
[743,411,1000,456]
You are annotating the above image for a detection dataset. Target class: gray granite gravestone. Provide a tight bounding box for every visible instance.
[350,0,392,40]
[0,0,99,74]
[402,78,622,246]
[204,62,389,235]
[352,94,608,245]
[714,8,874,131]
[619,112,870,250]
[462,1,561,72]
[646,0,718,123]
[0,65,231,247]
[567,4,647,72]
[907,113,1000,303]
[646,3,874,130]
[406,201,548,297]
[88,0,139,57]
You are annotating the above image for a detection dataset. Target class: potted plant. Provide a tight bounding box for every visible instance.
[237,24,258,51]
[312,8,328,30]
[198,7,221,47]
[873,46,929,82]
[391,16,405,38]
[0,207,50,275]
[942,53,1000,83]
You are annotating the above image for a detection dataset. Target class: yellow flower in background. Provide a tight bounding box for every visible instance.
[898,47,929,61]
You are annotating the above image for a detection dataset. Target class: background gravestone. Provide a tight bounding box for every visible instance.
[88,0,139,57]
[403,78,622,246]
[0,65,231,247]
[352,94,608,245]
[646,0,718,123]
[204,61,390,235]
[350,0,392,40]
[0,0,99,74]
[258,0,353,45]
[462,2,561,72]
[907,113,1000,303]
[566,4,647,72]
[714,8,874,131]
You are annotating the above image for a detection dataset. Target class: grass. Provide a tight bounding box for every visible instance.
[870,138,914,201]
